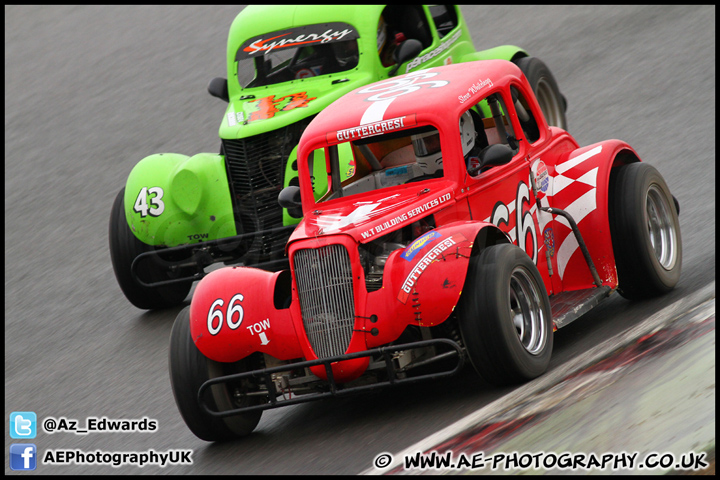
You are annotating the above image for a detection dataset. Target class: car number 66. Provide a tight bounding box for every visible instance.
[207,294,244,335]
[490,180,539,265]
[358,71,449,102]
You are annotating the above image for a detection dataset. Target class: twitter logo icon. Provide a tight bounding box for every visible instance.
[10,412,37,439]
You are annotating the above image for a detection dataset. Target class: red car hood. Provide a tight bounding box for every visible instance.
[289,179,455,245]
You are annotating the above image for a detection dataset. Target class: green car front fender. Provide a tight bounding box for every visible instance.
[461,44,528,63]
[124,152,236,247]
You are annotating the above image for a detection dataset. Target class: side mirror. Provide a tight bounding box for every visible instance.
[208,77,229,102]
[278,186,303,218]
[389,39,423,76]
[468,144,514,176]
[481,144,514,168]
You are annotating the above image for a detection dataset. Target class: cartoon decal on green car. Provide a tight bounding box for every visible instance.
[109,5,567,310]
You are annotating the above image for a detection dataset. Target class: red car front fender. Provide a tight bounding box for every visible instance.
[189,267,303,363]
[365,221,509,348]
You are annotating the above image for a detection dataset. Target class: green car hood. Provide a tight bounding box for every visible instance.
[219,73,374,140]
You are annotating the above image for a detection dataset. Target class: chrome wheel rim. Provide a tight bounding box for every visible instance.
[646,184,678,270]
[509,266,547,355]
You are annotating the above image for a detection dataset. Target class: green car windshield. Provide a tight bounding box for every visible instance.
[236,22,360,88]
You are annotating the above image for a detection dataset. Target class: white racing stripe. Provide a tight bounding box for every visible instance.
[554,188,597,278]
[555,145,602,175]
[360,98,394,125]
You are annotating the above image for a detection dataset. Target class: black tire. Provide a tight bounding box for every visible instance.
[109,188,192,310]
[457,244,553,386]
[168,306,263,442]
[608,162,682,299]
[514,56,567,130]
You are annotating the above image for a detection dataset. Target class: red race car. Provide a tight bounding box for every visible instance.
[169,59,681,441]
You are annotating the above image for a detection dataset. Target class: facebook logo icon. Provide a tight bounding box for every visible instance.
[10,444,37,471]
[10,412,37,439]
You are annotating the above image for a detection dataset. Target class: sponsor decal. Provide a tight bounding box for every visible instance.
[397,233,467,304]
[237,23,358,59]
[295,67,321,79]
[467,155,481,172]
[385,166,409,177]
[533,160,549,195]
[247,92,317,122]
[459,78,493,104]
[227,111,245,126]
[544,227,555,257]
[360,192,452,240]
[327,115,417,145]
[345,158,356,178]
[405,28,462,73]
[401,231,442,261]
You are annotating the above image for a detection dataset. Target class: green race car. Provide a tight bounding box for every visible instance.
[109,5,567,310]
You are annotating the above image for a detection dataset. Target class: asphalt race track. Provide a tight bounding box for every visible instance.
[5,5,715,475]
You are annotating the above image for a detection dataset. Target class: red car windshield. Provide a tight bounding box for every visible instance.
[308,125,443,203]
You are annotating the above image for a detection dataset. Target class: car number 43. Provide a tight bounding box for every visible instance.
[134,186,165,217]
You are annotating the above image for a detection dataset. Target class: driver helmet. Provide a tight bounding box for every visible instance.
[412,129,443,174]
[412,111,476,175]
[333,40,359,68]
[459,110,476,157]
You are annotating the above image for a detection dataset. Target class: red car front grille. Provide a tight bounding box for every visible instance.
[293,244,355,359]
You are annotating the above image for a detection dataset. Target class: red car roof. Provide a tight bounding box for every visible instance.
[301,59,524,148]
